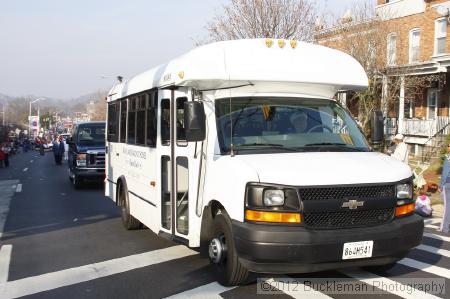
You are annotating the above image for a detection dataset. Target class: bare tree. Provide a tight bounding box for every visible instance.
[89,91,107,121]
[206,0,317,42]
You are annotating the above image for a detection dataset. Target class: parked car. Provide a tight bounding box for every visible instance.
[67,121,105,188]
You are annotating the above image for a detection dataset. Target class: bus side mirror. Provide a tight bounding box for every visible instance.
[371,110,384,144]
[184,101,206,142]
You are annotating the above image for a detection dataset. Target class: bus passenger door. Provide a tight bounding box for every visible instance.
[158,87,202,242]
[158,90,172,235]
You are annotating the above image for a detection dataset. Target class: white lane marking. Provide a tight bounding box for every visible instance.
[340,268,440,299]
[165,282,235,298]
[424,218,441,225]
[15,184,22,193]
[263,277,332,299]
[0,245,196,299]
[22,168,28,172]
[425,224,440,229]
[29,160,33,163]
[415,244,450,258]
[398,258,450,279]
[423,232,450,242]
[0,245,12,283]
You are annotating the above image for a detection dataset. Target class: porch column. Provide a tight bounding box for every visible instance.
[398,76,405,134]
[381,75,388,117]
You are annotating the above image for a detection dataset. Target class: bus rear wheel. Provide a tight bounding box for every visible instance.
[119,184,141,230]
[209,214,249,286]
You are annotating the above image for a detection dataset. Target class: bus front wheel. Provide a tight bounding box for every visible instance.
[209,214,249,286]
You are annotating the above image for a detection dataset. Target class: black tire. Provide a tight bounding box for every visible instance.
[119,183,141,230]
[210,213,249,286]
[73,174,83,189]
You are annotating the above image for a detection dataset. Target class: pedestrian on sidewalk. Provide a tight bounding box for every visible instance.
[439,143,450,233]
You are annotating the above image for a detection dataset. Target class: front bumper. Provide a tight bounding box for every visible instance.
[232,214,423,273]
[73,167,105,179]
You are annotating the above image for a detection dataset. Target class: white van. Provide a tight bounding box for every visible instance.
[105,39,423,286]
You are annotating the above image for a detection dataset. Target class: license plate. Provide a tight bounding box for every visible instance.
[342,241,373,260]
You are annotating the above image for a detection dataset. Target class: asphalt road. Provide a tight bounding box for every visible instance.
[0,150,450,299]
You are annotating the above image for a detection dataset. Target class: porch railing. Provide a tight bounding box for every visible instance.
[402,117,450,137]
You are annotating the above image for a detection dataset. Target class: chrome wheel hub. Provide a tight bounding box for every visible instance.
[209,237,226,264]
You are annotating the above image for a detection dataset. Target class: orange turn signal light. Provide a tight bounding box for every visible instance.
[245,209,301,224]
[395,203,415,217]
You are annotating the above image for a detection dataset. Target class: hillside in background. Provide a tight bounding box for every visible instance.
[0,90,107,127]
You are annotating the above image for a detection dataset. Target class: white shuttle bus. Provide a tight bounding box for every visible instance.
[105,39,423,286]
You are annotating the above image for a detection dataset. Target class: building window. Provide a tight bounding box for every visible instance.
[435,18,447,55]
[409,29,420,63]
[387,33,397,66]
[427,89,438,120]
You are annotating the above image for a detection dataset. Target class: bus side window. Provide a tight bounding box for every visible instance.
[146,91,158,147]
[120,99,127,143]
[176,97,187,146]
[136,94,146,146]
[127,97,136,144]
[107,102,119,142]
[161,99,170,146]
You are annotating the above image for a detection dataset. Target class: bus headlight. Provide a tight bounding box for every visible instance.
[76,153,87,167]
[263,189,285,206]
[396,183,412,199]
[245,183,300,211]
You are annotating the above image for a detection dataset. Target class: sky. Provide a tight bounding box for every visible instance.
[0,0,373,99]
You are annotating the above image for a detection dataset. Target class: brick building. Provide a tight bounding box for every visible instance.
[316,0,450,159]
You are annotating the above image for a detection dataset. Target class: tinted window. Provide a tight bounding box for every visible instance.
[176,97,187,146]
[146,91,158,147]
[161,99,170,146]
[136,94,146,145]
[128,97,136,144]
[120,100,127,143]
[107,102,119,142]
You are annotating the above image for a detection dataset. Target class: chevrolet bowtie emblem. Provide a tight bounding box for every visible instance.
[342,199,364,210]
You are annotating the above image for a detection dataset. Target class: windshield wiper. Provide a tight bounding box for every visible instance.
[234,143,304,153]
[303,142,366,152]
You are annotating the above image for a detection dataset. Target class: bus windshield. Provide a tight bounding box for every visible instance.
[77,124,105,146]
[215,97,370,155]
